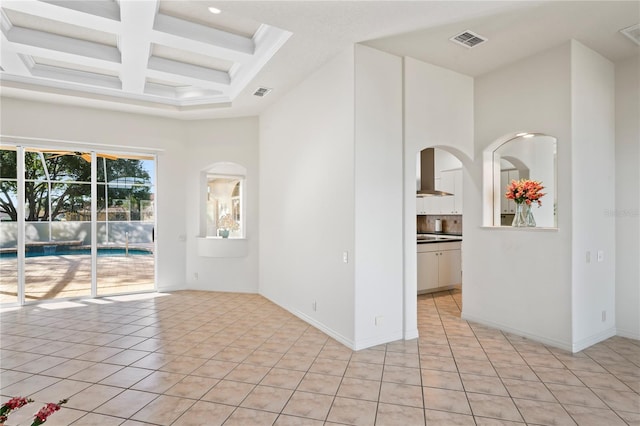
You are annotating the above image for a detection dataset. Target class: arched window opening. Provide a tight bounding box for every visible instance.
[203,162,246,238]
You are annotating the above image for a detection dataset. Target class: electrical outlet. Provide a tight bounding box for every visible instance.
[343,251,349,263]
[194,272,199,280]
[602,310,606,322]
[312,301,317,311]
[597,250,604,262]
[375,316,384,326]
[586,251,591,263]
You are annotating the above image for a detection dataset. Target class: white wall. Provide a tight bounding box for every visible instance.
[259,48,356,346]
[184,117,260,293]
[0,97,187,292]
[404,57,474,339]
[570,41,616,350]
[615,56,640,340]
[353,45,404,349]
[467,43,574,350]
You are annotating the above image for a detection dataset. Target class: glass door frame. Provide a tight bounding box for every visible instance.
[3,143,157,306]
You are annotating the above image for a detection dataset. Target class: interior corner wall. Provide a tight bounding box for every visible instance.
[353,45,404,349]
[0,97,187,292]
[614,56,640,340]
[466,43,574,350]
[570,41,616,350]
[258,48,356,347]
[184,117,259,293]
[403,57,474,340]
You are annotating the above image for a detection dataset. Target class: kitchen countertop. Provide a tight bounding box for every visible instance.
[417,233,463,244]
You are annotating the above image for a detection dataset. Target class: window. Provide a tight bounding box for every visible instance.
[203,162,246,238]
[484,133,557,228]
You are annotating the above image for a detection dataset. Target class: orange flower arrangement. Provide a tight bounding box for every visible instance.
[505,179,545,206]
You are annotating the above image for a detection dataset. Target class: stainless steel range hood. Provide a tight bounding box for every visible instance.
[417,148,454,197]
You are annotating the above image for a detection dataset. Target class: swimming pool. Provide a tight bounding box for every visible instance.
[0,248,152,258]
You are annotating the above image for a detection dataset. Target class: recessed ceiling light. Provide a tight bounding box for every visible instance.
[208,7,221,14]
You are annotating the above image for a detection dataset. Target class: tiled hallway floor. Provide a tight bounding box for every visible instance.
[1,289,638,425]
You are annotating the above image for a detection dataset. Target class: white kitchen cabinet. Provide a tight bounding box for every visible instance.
[417,241,462,293]
[416,196,431,215]
[500,169,519,214]
[421,196,442,214]
[453,169,463,214]
[417,251,439,291]
[439,169,462,214]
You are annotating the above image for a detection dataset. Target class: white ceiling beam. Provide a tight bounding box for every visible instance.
[1,0,121,34]
[119,0,156,93]
[152,13,253,64]
[147,56,230,85]
[0,10,31,75]
[6,26,121,63]
[1,43,121,74]
[30,64,121,90]
[145,66,230,95]
[144,82,222,100]
[39,0,120,21]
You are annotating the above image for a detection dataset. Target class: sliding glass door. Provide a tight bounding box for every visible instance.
[96,154,155,295]
[24,149,93,301]
[0,145,156,305]
[0,147,18,304]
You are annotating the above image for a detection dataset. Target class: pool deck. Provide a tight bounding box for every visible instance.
[0,249,154,304]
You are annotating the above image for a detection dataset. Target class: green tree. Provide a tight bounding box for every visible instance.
[0,150,152,222]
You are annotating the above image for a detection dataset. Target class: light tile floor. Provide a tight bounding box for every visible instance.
[0,289,638,425]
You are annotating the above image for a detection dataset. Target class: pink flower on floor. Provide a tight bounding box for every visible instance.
[0,397,69,426]
[31,399,68,426]
[1,397,34,423]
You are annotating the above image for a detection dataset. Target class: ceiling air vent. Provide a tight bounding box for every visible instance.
[253,87,272,97]
[620,24,640,46]
[450,30,487,48]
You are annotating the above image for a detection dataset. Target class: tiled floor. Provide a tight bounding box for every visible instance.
[0,289,638,425]
[0,253,154,303]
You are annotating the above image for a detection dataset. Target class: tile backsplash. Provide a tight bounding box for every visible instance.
[417,215,462,235]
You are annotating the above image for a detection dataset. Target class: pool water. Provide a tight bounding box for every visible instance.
[0,248,152,258]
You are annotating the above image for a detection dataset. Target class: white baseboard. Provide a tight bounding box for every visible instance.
[291,308,356,349]
[461,312,573,352]
[616,328,640,341]
[572,327,616,352]
[404,328,419,340]
[259,293,407,351]
[352,330,404,351]
[259,293,356,349]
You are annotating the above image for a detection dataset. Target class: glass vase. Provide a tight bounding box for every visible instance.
[512,203,527,227]
[525,204,536,227]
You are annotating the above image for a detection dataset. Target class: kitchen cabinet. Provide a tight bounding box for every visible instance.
[417,196,442,215]
[417,241,462,293]
[417,169,462,215]
[440,169,463,214]
[500,169,519,214]
[416,197,426,215]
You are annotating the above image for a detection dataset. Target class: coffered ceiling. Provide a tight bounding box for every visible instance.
[1,1,638,120]
[0,0,291,110]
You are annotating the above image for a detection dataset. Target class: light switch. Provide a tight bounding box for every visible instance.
[586,251,591,263]
[343,251,349,263]
[597,250,604,262]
